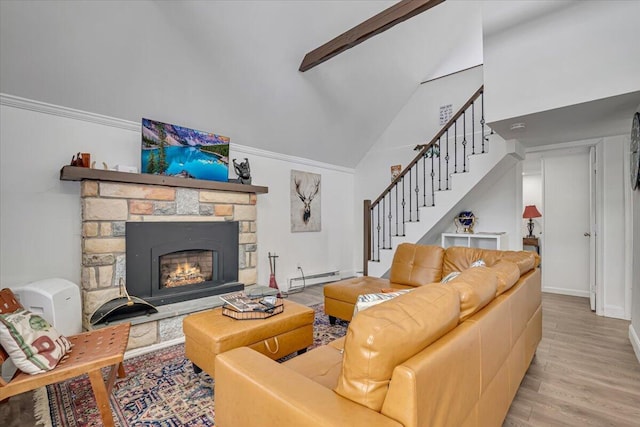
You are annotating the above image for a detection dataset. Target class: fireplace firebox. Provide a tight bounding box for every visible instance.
[126,221,243,306]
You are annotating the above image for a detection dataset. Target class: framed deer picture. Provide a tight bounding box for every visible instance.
[290,170,321,232]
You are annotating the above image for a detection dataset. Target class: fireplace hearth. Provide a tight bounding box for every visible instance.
[126,221,243,306]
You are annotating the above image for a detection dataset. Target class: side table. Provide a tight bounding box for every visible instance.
[523,237,540,254]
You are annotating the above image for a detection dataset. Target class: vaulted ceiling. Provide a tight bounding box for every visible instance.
[0,0,482,168]
[1,1,636,167]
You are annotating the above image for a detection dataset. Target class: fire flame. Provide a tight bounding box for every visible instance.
[165,262,205,288]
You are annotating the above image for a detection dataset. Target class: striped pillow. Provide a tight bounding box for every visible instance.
[353,289,413,317]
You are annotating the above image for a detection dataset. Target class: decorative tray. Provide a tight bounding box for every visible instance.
[222,298,284,320]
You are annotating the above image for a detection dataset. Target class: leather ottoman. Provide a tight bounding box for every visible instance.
[323,276,412,323]
[183,299,314,378]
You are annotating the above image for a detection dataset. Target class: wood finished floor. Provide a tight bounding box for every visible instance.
[1,288,638,426]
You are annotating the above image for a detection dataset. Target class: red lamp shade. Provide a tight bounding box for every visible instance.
[522,205,542,219]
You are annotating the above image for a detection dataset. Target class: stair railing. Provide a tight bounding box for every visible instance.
[363,86,488,274]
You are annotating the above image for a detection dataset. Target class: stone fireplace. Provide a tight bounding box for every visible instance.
[69,168,267,349]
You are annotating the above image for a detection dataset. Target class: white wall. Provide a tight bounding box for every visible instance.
[631,105,640,362]
[483,0,640,123]
[631,174,640,361]
[601,136,627,318]
[0,99,356,292]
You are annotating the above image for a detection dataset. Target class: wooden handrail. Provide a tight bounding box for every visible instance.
[365,85,486,266]
[371,85,483,206]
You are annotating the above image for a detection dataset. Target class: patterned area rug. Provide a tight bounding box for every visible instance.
[35,303,348,426]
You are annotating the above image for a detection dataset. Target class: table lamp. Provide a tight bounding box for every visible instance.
[523,205,542,238]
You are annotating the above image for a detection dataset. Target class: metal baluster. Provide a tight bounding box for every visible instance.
[382,196,386,249]
[395,184,399,236]
[376,203,380,261]
[454,121,458,173]
[401,177,406,236]
[481,91,486,153]
[438,137,442,191]
[472,101,476,155]
[387,193,392,248]
[422,153,426,206]
[431,151,435,206]
[462,111,467,172]
[414,166,419,221]
[408,168,412,222]
[445,129,450,190]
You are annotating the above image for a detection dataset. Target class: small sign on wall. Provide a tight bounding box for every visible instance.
[439,104,453,126]
[390,164,401,182]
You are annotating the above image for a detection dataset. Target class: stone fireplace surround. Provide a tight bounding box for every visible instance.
[63,166,267,350]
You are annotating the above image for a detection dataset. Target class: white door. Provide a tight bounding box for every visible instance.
[542,150,592,298]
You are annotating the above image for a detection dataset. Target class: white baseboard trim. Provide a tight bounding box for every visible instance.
[630,324,640,364]
[542,286,590,298]
[124,336,185,360]
[604,305,628,320]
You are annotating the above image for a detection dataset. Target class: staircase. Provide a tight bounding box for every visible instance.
[364,86,524,277]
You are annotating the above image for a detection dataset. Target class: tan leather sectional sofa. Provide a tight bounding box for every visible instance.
[215,243,542,427]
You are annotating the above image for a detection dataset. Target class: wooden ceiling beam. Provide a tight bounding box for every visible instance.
[299,0,446,72]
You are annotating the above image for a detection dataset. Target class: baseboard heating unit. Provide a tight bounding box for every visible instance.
[288,270,341,293]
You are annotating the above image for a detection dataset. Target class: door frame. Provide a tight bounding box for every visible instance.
[527,140,600,313]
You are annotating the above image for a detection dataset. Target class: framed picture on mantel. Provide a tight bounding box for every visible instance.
[141,118,230,182]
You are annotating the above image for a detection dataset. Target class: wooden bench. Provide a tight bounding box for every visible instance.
[0,288,130,427]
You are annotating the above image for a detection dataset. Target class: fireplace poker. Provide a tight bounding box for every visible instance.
[268,252,282,297]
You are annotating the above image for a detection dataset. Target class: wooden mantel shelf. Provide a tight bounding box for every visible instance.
[60,166,268,194]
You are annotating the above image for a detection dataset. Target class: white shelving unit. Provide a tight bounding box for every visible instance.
[441,232,508,250]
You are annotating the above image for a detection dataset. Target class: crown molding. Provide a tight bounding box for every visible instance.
[0,93,140,131]
[1,93,354,174]
[232,144,355,174]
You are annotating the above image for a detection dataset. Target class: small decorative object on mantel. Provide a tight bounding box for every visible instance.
[231,158,252,184]
[70,152,91,168]
[454,211,476,233]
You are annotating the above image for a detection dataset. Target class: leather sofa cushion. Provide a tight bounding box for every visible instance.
[491,260,521,295]
[389,243,445,286]
[443,247,537,276]
[324,276,408,304]
[442,247,485,277]
[335,283,459,411]
[447,266,498,322]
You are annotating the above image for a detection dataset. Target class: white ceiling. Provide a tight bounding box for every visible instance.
[0,1,481,168]
[490,91,640,147]
[0,1,636,167]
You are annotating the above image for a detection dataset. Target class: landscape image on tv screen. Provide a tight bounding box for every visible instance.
[141,118,230,182]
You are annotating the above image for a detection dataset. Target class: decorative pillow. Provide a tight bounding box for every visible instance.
[440,271,461,283]
[0,309,72,374]
[353,289,413,317]
[470,259,486,268]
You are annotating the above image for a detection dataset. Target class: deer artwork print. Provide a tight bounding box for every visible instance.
[290,170,321,232]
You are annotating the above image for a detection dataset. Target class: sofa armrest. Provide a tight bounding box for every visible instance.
[215,347,402,427]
